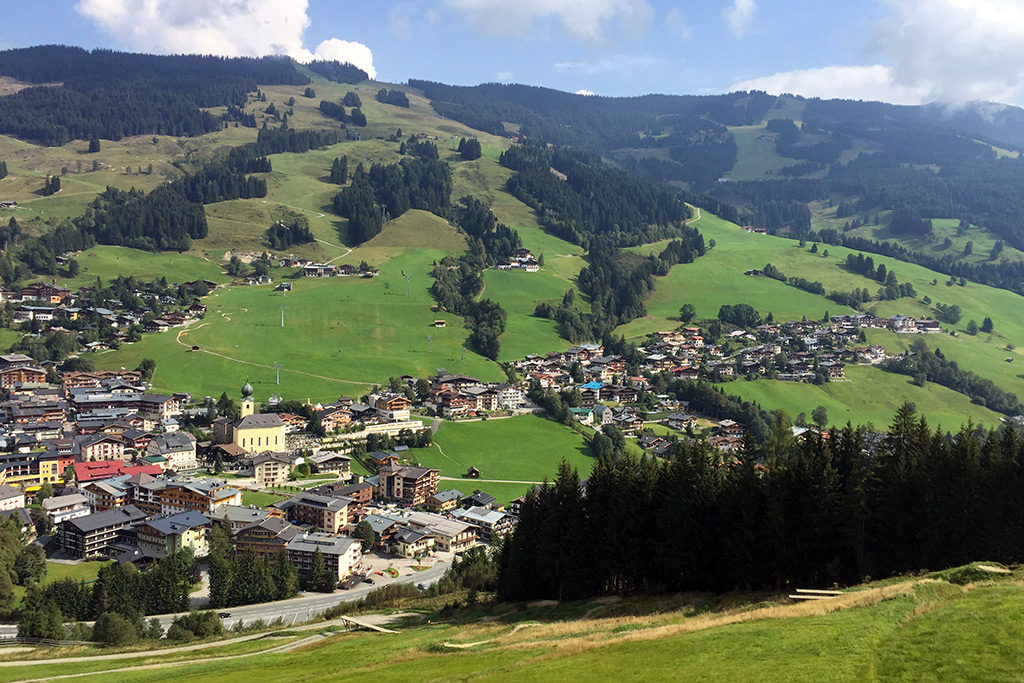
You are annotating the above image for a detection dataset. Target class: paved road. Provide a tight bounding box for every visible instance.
[0,562,446,638]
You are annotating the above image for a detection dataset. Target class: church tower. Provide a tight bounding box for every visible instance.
[240,380,255,418]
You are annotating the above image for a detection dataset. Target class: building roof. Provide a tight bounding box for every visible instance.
[237,413,285,429]
[0,484,24,502]
[277,491,352,513]
[362,513,405,534]
[286,532,360,555]
[143,510,210,535]
[237,516,302,540]
[463,491,496,507]
[65,505,147,533]
[430,489,463,503]
[41,492,89,511]
[147,431,196,455]
[453,505,509,526]
[207,505,270,526]
[73,460,162,483]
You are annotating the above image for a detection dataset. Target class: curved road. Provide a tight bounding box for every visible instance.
[0,562,447,638]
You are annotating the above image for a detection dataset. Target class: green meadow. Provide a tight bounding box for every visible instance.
[94,248,503,402]
[423,414,595,483]
[728,364,1004,430]
[4,570,1021,682]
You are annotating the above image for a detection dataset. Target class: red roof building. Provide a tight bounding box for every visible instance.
[73,460,162,484]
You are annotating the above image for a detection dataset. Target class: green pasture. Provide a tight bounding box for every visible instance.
[93,248,503,402]
[424,414,594,483]
[727,364,1003,430]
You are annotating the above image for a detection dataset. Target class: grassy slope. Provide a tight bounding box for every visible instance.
[727,365,1000,431]
[94,246,504,402]
[812,203,1024,266]
[11,572,1024,682]
[423,414,594,483]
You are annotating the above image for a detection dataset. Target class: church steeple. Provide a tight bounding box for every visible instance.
[240,380,255,418]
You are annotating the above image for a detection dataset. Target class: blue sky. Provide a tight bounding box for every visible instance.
[6,1,1024,105]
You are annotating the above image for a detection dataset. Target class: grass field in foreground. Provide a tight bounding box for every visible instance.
[93,248,503,402]
[422,415,594,483]
[726,364,1003,430]
[12,568,1023,682]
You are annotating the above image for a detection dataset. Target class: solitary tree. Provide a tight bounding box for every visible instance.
[811,405,829,428]
[679,303,696,323]
[981,316,994,333]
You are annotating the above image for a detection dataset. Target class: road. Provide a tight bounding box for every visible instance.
[0,562,447,638]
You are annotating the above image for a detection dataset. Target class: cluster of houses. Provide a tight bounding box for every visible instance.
[493,248,539,273]
[3,279,212,346]
[0,369,519,587]
[293,261,379,278]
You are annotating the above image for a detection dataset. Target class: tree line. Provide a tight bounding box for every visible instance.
[376,88,410,108]
[0,46,309,145]
[306,60,369,84]
[499,405,1024,601]
[501,142,692,248]
[430,196,521,359]
[332,157,452,244]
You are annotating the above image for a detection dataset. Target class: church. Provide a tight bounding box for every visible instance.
[212,381,286,452]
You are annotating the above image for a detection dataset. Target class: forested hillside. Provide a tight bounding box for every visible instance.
[0,46,327,145]
[411,80,1024,293]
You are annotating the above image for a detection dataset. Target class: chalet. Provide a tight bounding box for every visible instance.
[234,516,301,558]
[137,510,210,559]
[451,506,515,542]
[425,488,463,513]
[916,319,942,333]
[303,263,337,277]
[319,406,352,432]
[21,283,71,304]
[308,451,351,476]
[247,451,293,487]
[276,491,353,533]
[377,463,440,506]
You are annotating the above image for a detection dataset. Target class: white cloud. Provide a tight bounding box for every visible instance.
[873,0,1024,104]
[666,8,692,41]
[733,0,1024,105]
[723,0,756,37]
[731,65,932,105]
[496,71,515,82]
[444,0,654,43]
[575,89,596,96]
[556,54,665,75]
[74,0,375,79]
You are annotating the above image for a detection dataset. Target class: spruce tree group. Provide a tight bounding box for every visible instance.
[499,406,1024,601]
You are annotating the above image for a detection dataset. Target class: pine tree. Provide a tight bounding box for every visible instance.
[309,548,333,592]
[271,551,299,600]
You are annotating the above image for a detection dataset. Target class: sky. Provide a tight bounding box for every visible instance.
[5,0,1024,105]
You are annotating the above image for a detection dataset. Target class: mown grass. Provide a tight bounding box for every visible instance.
[423,414,594,483]
[93,248,504,402]
[240,491,286,508]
